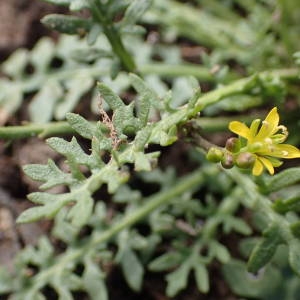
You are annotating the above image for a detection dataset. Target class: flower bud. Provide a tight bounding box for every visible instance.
[225,137,241,153]
[235,152,256,169]
[206,147,223,163]
[221,152,234,169]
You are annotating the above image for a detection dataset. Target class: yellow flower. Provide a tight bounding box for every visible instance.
[229,107,300,176]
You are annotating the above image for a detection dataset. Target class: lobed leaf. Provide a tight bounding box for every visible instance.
[16,198,70,223]
[66,112,96,139]
[23,159,76,189]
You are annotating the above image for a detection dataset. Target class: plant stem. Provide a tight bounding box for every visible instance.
[88,0,136,72]
[139,63,216,81]
[0,116,238,140]
[0,68,298,140]
[0,122,73,139]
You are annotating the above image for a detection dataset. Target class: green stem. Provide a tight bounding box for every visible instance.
[88,0,136,72]
[1,68,298,140]
[0,115,239,140]
[0,122,73,139]
[139,63,216,81]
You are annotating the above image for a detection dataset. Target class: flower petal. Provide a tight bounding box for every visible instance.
[249,119,261,141]
[259,144,300,158]
[252,158,264,176]
[258,156,274,175]
[265,107,279,128]
[255,107,279,141]
[229,121,252,140]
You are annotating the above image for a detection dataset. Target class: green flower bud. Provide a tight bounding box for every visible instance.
[221,152,234,169]
[225,137,241,153]
[235,152,256,169]
[206,147,223,163]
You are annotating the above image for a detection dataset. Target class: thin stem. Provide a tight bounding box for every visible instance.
[139,63,216,81]
[0,122,73,139]
[88,0,136,72]
[0,116,232,140]
[1,68,298,140]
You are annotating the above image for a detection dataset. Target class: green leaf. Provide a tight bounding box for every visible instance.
[23,159,76,190]
[262,168,300,193]
[290,221,300,239]
[133,125,152,151]
[122,0,152,27]
[66,113,96,140]
[97,82,125,111]
[130,73,163,110]
[27,192,63,204]
[83,260,108,300]
[47,137,92,167]
[42,14,92,35]
[166,261,191,297]
[288,239,300,276]
[223,259,282,298]
[68,194,94,228]
[247,223,283,273]
[30,37,55,72]
[210,242,230,264]
[2,49,28,78]
[29,80,63,123]
[148,252,182,271]
[16,198,70,223]
[134,152,151,171]
[71,48,112,63]
[223,216,252,235]
[194,263,209,293]
[120,247,144,292]
[273,196,300,214]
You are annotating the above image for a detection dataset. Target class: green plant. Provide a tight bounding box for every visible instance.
[0,0,300,299]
